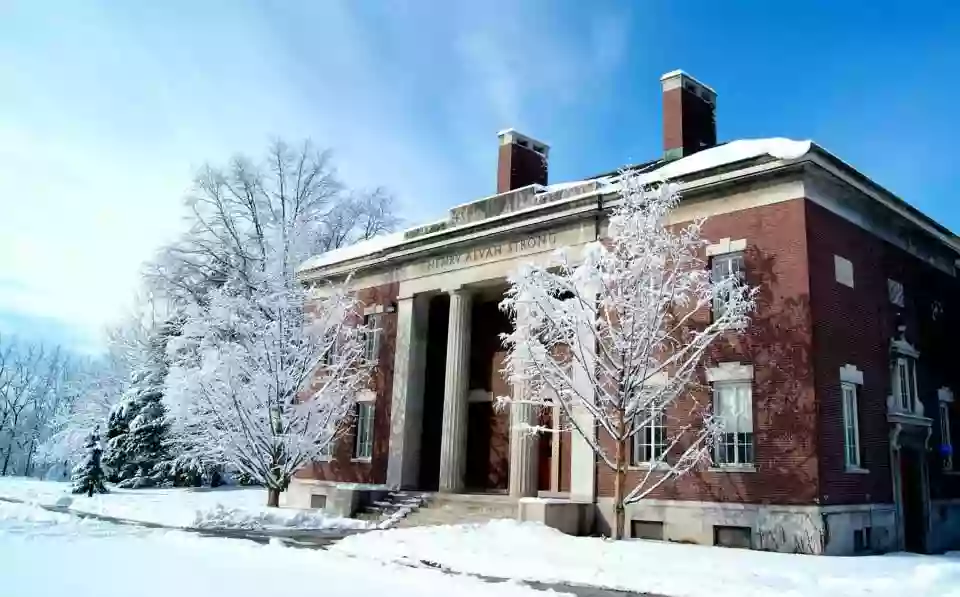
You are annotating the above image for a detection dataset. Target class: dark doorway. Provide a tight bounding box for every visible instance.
[537,409,553,492]
[465,401,509,491]
[464,298,511,492]
[417,294,449,490]
[900,448,928,553]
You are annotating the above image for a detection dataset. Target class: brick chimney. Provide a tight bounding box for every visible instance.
[661,70,717,160]
[497,129,549,193]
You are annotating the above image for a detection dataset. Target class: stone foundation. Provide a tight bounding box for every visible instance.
[594,498,898,555]
[929,499,960,553]
[518,497,593,536]
[283,479,390,518]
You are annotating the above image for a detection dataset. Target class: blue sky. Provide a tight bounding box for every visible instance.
[1,0,958,352]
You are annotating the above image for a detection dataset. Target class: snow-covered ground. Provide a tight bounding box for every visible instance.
[0,477,367,531]
[0,501,562,597]
[333,520,960,597]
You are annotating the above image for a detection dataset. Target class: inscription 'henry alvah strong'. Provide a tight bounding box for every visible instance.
[423,232,558,272]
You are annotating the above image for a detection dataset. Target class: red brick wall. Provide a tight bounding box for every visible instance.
[596,198,821,505]
[805,201,960,504]
[296,281,399,485]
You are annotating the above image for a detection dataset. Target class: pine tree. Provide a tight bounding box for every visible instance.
[104,318,177,488]
[103,402,134,483]
[71,427,108,496]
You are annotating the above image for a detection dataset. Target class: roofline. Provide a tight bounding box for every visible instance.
[802,142,960,254]
[299,142,960,278]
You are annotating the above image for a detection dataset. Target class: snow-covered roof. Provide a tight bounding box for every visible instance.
[298,231,407,273]
[297,137,812,274]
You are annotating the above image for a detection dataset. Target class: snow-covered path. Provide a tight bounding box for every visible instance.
[0,501,567,597]
[0,477,367,531]
[334,520,960,597]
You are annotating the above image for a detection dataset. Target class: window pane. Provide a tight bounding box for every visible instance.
[898,361,910,409]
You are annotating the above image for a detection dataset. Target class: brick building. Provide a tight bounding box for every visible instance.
[291,70,960,555]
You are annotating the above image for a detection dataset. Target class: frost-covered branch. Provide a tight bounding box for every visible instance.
[499,172,755,539]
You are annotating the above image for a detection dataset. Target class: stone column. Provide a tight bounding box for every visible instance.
[386,293,429,489]
[438,288,472,493]
[508,387,539,498]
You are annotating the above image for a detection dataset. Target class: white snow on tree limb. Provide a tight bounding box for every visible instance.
[498,171,755,536]
[164,279,374,498]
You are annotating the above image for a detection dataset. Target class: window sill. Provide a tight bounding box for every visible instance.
[708,465,756,473]
[350,457,372,464]
[845,466,870,474]
[628,462,671,471]
[943,470,960,476]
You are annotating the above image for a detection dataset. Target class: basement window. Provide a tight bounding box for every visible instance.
[630,520,664,541]
[853,527,872,552]
[713,525,752,549]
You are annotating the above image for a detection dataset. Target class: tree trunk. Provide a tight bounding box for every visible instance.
[1,446,12,476]
[24,441,35,477]
[613,436,626,540]
[267,487,280,507]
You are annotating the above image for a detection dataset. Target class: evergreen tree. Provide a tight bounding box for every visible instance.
[102,402,134,483]
[104,318,178,488]
[71,427,107,496]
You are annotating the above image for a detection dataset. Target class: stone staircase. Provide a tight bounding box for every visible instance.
[356,490,431,529]
[391,493,518,528]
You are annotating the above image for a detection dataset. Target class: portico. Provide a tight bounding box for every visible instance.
[387,280,541,497]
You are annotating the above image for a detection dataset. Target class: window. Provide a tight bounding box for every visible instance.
[834,255,854,288]
[713,381,754,466]
[363,314,382,363]
[320,332,340,366]
[631,406,666,466]
[631,520,664,540]
[713,525,752,549]
[842,382,861,469]
[711,252,745,317]
[854,527,872,553]
[887,279,904,307]
[892,356,918,412]
[941,402,953,471]
[353,401,374,460]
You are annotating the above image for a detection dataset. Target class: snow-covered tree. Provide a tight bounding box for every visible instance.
[71,426,107,496]
[104,318,177,488]
[499,173,755,539]
[153,139,390,506]
[165,279,373,506]
[144,139,399,308]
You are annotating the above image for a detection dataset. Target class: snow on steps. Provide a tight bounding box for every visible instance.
[355,490,431,529]
[358,492,519,529]
[389,493,518,529]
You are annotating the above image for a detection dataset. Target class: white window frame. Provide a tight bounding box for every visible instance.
[362,314,382,364]
[710,251,745,318]
[834,255,854,288]
[712,380,754,468]
[892,356,919,413]
[842,382,862,470]
[353,393,375,461]
[887,279,904,307]
[631,405,667,467]
[940,388,954,472]
[318,437,335,461]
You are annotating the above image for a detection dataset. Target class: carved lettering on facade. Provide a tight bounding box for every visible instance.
[422,233,559,273]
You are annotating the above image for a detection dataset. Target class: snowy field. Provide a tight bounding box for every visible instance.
[333,519,960,597]
[0,477,367,531]
[0,501,560,597]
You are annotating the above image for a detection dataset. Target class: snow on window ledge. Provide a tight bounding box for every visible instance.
[706,238,747,257]
[708,464,757,473]
[840,364,864,385]
[706,362,754,383]
[628,461,671,472]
